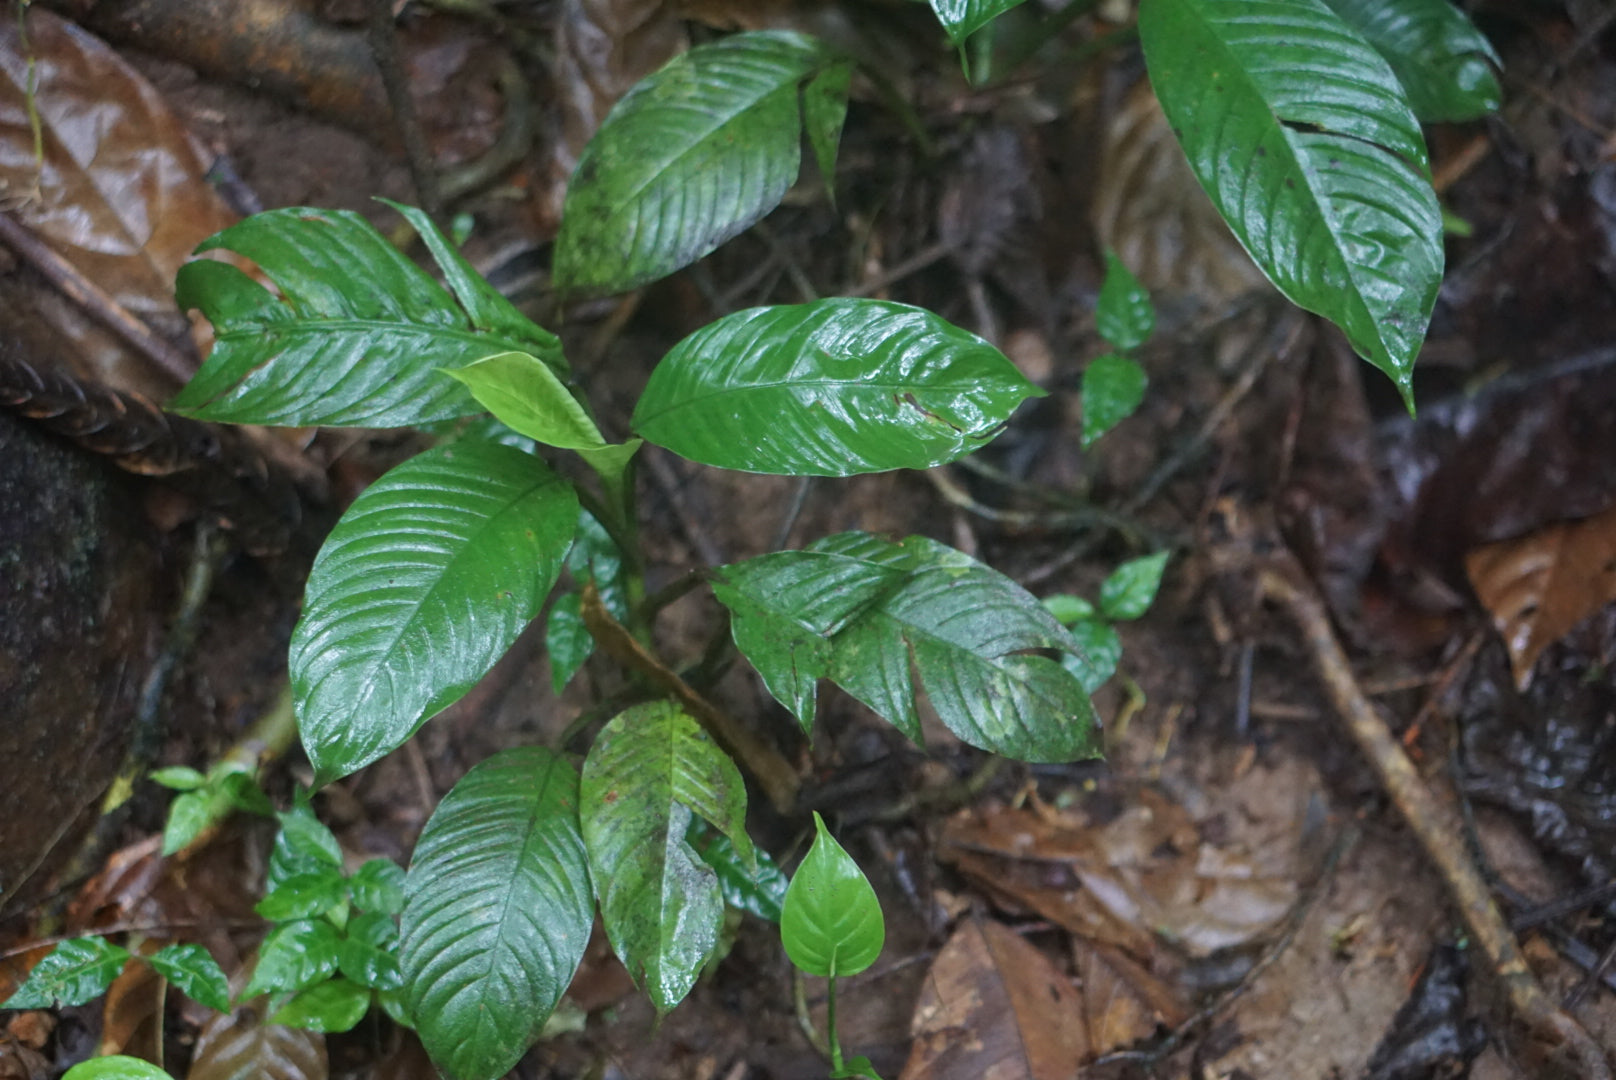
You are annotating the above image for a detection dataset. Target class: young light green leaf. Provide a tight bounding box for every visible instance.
[1081,354,1148,449]
[1099,551,1170,622]
[2,938,130,1009]
[1062,619,1121,693]
[545,591,593,695]
[338,911,403,991]
[215,772,275,817]
[442,351,605,450]
[926,0,1029,47]
[554,31,848,293]
[1139,0,1441,409]
[834,1057,885,1080]
[580,703,753,1014]
[255,870,349,922]
[1095,251,1155,350]
[149,766,205,791]
[716,533,1102,762]
[1041,594,1096,626]
[1322,0,1501,122]
[160,791,211,856]
[171,207,562,427]
[350,859,406,916]
[146,944,230,1013]
[267,977,372,1034]
[399,747,593,1080]
[633,299,1044,476]
[62,1057,174,1080]
[291,441,577,784]
[781,813,883,978]
[688,818,790,924]
[243,919,343,998]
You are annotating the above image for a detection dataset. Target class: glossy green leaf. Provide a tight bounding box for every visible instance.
[160,792,211,856]
[399,747,593,1080]
[1323,0,1501,122]
[1081,354,1148,449]
[545,591,593,695]
[554,31,847,294]
[926,0,1029,46]
[149,766,205,791]
[633,299,1044,476]
[146,944,231,1013]
[1100,551,1170,621]
[244,919,343,998]
[781,813,883,978]
[688,818,789,924]
[290,441,577,784]
[580,703,753,1014]
[2,937,129,1009]
[1095,251,1155,350]
[350,859,406,916]
[268,977,372,1033]
[255,871,349,922]
[442,352,605,451]
[62,1057,174,1080]
[1139,0,1441,408]
[715,533,1102,761]
[378,987,415,1031]
[215,772,275,817]
[568,510,629,621]
[338,912,403,991]
[1062,620,1121,693]
[267,800,343,891]
[171,206,563,427]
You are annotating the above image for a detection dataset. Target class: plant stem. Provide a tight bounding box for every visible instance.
[826,974,843,1074]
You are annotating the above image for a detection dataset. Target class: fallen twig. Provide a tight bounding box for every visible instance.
[1254,550,1611,1080]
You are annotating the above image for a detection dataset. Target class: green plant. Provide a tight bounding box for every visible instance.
[8,2,1500,1076]
[1044,550,1171,693]
[781,814,887,1080]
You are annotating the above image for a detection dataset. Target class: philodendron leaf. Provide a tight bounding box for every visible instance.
[1139,0,1442,409]
[147,944,231,1013]
[1323,0,1501,122]
[399,748,594,1080]
[1099,551,1170,622]
[714,533,1102,761]
[580,702,753,1014]
[780,813,883,978]
[290,441,576,784]
[633,299,1044,476]
[926,0,1029,47]
[555,31,849,294]
[62,1058,174,1080]
[1095,250,1155,351]
[171,205,563,427]
[1081,354,1148,448]
[2,937,129,1009]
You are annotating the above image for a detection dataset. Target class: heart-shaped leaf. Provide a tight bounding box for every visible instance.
[580,702,753,1014]
[399,748,594,1080]
[633,299,1043,476]
[714,533,1101,762]
[290,440,576,784]
[1095,251,1155,351]
[555,31,848,294]
[926,0,1030,47]
[780,813,883,978]
[1081,354,1148,449]
[1139,0,1442,408]
[1322,0,1501,122]
[172,205,564,427]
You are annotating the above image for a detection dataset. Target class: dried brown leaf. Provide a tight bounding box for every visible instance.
[1465,502,1616,690]
[901,919,1086,1080]
[189,1000,328,1080]
[98,950,164,1062]
[0,8,236,395]
[1072,939,1183,1055]
[1091,80,1269,306]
